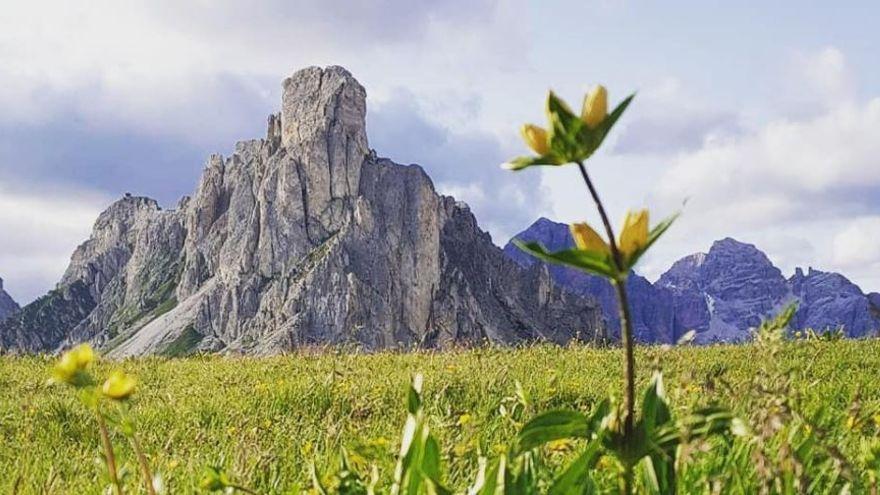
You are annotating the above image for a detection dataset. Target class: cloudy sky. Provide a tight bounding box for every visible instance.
[1,1,879,303]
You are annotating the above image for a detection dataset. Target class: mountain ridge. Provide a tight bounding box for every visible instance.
[506,218,880,342]
[0,66,606,355]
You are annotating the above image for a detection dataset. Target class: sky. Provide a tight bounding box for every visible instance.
[1,0,879,303]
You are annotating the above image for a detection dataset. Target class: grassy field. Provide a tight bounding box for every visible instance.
[2,340,880,493]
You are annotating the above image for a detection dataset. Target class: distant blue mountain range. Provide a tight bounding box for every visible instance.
[504,218,880,343]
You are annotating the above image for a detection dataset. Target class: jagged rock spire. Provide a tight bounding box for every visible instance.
[281,66,368,201]
[0,66,606,355]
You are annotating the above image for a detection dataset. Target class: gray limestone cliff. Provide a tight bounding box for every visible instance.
[0,66,605,355]
[0,278,18,322]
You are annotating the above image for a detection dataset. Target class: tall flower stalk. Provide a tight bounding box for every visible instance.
[503,84,678,491]
[50,344,154,495]
[574,159,636,435]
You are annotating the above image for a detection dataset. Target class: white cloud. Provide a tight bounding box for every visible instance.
[613,77,743,154]
[832,216,880,268]
[645,48,880,291]
[0,0,525,142]
[655,97,880,226]
[0,183,109,303]
[783,47,857,115]
[540,47,880,293]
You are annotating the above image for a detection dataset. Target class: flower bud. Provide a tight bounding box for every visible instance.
[570,223,610,255]
[618,209,649,259]
[520,124,550,155]
[582,85,608,128]
[51,344,95,385]
[101,370,137,400]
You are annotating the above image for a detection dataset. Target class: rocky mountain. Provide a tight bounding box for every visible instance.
[0,66,605,356]
[504,218,676,343]
[507,219,880,343]
[0,278,18,322]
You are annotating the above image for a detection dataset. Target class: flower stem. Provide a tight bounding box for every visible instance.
[130,434,156,495]
[96,412,123,495]
[232,484,259,494]
[576,161,637,492]
[116,402,156,495]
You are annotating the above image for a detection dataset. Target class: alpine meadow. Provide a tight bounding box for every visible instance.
[2,2,880,494]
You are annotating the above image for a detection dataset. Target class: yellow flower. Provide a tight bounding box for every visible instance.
[547,438,573,453]
[582,85,608,128]
[52,344,95,385]
[520,124,550,155]
[101,370,137,400]
[846,415,858,430]
[570,223,610,255]
[457,413,473,426]
[618,209,649,259]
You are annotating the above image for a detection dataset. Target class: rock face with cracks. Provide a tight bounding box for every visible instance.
[0,66,606,356]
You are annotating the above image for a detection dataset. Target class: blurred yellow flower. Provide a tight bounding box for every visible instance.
[582,85,608,128]
[547,438,574,453]
[846,415,858,430]
[101,370,137,400]
[520,124,550,155]
[457,413,473,426]
[570,223,610,255]
[52,344,95,385]
[618,210,649,259]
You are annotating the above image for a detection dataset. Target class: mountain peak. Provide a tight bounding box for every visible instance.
[1,67,606,355]
[532,217,566,228]
[280,65,368,152]
[710,237,758,253]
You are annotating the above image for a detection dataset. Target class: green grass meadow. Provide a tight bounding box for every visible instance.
[2,341,880,493]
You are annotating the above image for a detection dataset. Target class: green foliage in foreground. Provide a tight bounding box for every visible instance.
[2,340,880,493]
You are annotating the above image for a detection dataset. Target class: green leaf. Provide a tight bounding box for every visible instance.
[640,453,675,495]
[501,155,559,171]
[472,456,506,495]
[508,453,540,495]
[655,405,735,448]
[547,440,603,495]
[637,374,676,495]
[596,93,636,144]
[546,91,589,163]
[422,435,442,482]
[641,372,672,434]
[407,374,423,415]
[310,462,329,495]
[573,93,635,159]
[515,241,618,279]
[516,410,593,454]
